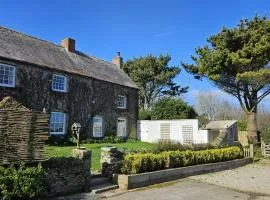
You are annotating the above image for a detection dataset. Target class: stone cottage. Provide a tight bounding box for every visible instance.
[0,26,138,139]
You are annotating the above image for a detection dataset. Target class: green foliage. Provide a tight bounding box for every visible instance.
[139,109,152,120]
[151,97,197,120]
[120,146,243,174]
[83,136,127,144]
[261,126,270,143]
[182,16,270,141]
[0,164,46,200]
[238,120,247,131]
[123,54,187,109]
[155,140,218,152]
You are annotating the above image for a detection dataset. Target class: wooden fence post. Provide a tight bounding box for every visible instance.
[249,144,254,158]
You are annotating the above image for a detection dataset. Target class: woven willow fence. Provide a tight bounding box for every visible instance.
[0,110,49,165]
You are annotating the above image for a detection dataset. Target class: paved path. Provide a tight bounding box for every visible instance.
[189,160,270,196]
[106,179,269,200]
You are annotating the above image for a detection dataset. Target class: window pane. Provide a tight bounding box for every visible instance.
[52,74,67,92]
[50,112,66,134]
[0,64,15,87]
[117,95,126,108]
[93,117,103,137]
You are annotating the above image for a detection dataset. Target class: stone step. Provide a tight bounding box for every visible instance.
[91,176,111,186]
[91,182,119,194]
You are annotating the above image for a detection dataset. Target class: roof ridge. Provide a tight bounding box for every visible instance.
[0,26,119,67]
[0,26,65,49]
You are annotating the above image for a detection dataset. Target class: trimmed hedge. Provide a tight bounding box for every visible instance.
[120,146,243,174]
[0,164,46,200]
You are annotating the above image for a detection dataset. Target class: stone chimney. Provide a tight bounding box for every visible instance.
[61,38,75,52]
[112,52,123,68]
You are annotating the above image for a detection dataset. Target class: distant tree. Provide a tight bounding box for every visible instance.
[182,16,270,143]
[195,91,243,120]
[151,97,197,120]
[123,54,188,110]
[197,113,210,128]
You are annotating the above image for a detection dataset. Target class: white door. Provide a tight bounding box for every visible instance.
[117,118,127,137]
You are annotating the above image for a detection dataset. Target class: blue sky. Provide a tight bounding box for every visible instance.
[1,0,269,105]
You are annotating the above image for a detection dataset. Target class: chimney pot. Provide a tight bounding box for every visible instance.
[61,38,75,52]
[112,52,123,68]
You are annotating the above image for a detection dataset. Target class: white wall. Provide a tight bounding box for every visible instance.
[196,129,209,144]
[138,119,208,144]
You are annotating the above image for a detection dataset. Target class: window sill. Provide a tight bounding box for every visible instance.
[0,84,15,88]
[50,132,66,135]
[52,89,67,93]
[117,107,127,109]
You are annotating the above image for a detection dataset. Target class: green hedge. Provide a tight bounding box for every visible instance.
[0,164,46,200]
[120,146,243,174]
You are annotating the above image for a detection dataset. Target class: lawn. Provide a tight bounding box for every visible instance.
[45,142,157,171]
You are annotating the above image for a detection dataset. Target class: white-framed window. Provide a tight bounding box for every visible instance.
[117,117,127,137]
[50,112,66,135]
[0,63,16,87]
[52,74,68,92]
[93,116,104,138]
[117,95,127,109]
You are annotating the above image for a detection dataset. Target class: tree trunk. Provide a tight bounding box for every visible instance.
[246,111,258,144]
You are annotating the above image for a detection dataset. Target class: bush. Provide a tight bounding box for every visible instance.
[261,126,270,144]
[0,164,46,200]
[151,97,197,120]
[120,146,243,174]
[155,140,219,152]
[139,109,152,120]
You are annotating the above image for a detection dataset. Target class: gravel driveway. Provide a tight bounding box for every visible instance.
[189,159,270,196]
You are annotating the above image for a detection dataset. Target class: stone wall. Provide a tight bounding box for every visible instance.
[0,58,138,139]
[101,146,123,178]
[41,149,91,197]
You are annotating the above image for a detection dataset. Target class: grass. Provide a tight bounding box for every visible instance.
[45,142,157,171]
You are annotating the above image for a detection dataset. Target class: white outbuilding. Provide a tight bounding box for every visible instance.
[137,119,238,145]
[137,119,208,144]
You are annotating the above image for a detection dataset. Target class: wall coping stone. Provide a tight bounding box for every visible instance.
[113,158,253,190]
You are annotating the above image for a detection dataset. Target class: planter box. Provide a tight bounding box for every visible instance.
[114,158,252,190]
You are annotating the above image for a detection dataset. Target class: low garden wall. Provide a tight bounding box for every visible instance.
[41,148,91,197]
[0,149,92,199]
[114,158,253,190]
[99,146,252,190]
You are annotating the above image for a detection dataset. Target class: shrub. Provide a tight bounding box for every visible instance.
[261,126,270,144]
[120,146,243,174]
[139,109,152,120]
[155,140,219,152]
[0,164,46,200]
[151,97,197,120]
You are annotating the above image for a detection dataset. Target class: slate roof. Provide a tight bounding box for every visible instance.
[0,26,138,89]
[203,120,237,130]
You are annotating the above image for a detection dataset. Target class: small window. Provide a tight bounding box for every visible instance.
[182,125,193,144]
[52,74,68,92]
[93,116,104,138]
[0,63,15,87]
[117,95,127,109]
[160,123,170,140]
[50,112,66,135]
